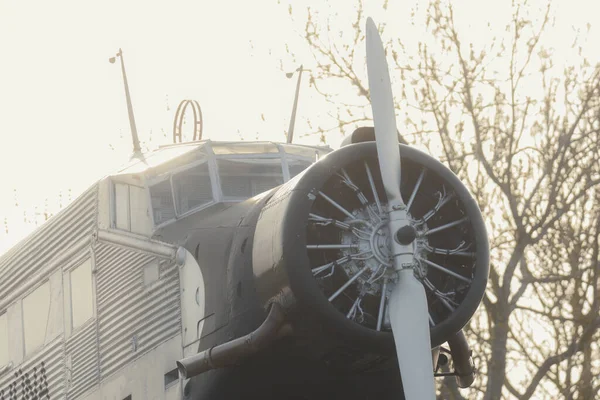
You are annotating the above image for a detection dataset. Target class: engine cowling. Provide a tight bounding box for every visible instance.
[252,141,489,353]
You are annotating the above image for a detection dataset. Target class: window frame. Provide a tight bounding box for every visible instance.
[214,154,286,202]
[284,155,315,179]
[68,258,95,331]
[148,157,219,228]
[112,180,154,234]
[171,159,214,217]
[142,142,327,228]
[21,280,51,356]
[148,175,177,228]
[0,311,9,369]
[63,251,97,338]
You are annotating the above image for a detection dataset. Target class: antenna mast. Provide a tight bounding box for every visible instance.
[286,65,304,144]
[109,48,141,155]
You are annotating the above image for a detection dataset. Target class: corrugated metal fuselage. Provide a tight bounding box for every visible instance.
[0,141,341,400]
[0,182,185,399]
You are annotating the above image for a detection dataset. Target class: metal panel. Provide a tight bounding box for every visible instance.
[129,185,152,235]
[94,243,181,381]
[65,322,99,399]
[0,185,97,301]
[179,249,205,348]
[0,337,65,399]
[114,183,130,230]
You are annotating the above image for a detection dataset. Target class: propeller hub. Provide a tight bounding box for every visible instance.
[395,225,417,245]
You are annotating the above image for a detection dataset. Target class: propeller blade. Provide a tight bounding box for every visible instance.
[365,17,404,207]
[389,271,436,399]
[366,17,436,400]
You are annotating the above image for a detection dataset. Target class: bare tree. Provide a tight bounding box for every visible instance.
[285,0,600,398]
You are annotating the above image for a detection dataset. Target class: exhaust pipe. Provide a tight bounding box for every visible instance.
[177,303,288,379]
[447,330,475,388]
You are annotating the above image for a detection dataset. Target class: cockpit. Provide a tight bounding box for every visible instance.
[108,141,331,234]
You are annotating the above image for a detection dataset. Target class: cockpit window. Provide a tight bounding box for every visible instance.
[137,142,331,228]
[23,282,51,355]
[150,179,176,225]
[172,162,213,215]
[287,158,313,179]
[217,158,283,199]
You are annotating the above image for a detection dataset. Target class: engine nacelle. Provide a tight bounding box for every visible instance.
[252,141,489,353]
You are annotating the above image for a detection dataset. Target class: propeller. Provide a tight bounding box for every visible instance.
[365,17,436,399]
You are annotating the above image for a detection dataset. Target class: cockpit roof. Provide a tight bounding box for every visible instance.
[113,140,331,177]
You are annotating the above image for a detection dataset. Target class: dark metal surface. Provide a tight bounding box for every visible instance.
[340,126,408,147]
[182,336,407,400]
[176,303,287,378]
[448,330,475,388]
[156,198,269,344]
[156,141,487,399]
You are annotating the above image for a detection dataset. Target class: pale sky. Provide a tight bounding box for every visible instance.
[0,0,598,255]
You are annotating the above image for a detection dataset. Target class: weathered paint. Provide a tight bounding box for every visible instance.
[66,322,99,399]
[94,242,180,380]
[79,335,183,400]
[0,338,65,398]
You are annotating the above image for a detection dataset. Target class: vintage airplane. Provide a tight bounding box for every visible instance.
[0,18,488,399]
